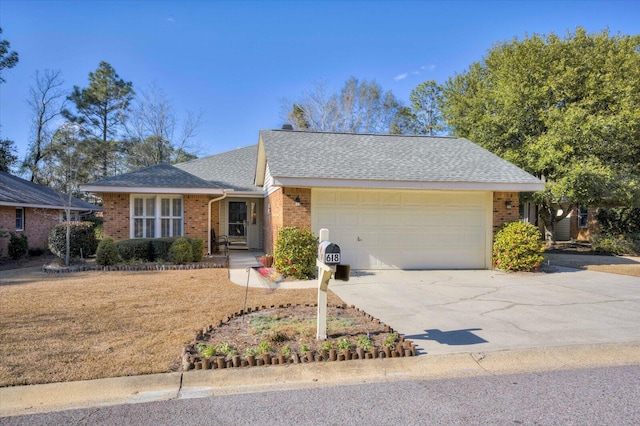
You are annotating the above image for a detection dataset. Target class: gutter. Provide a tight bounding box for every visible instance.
[207,191,230,255]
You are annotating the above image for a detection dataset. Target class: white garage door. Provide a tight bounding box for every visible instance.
[312,189,491,270]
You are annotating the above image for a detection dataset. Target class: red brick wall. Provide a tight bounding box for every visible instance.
[263,187,312,255]
[492,192,519,233]
[0,206,60,256]
[102,193,130,241]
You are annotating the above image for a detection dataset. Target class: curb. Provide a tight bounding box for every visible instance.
[2,342,639,418]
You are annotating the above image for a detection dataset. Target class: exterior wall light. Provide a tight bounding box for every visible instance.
[505,200,512,209]
[294,196,302,207]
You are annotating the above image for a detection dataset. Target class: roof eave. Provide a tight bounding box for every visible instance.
[79,185,224,195]
[271,177,545,192]
[0,201,101,211]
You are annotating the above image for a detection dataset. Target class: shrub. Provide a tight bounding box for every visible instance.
[168,237,193,264]
[274,227,318,279]
[150,238,176,261]
[28,247,45,257]
[597,207,640,236]
[8,233,28,260]
[96,238,120,266]
[190,237,204,262]
[591,233,639,255]
[493,221,544,272]
[47,222,98,260]
[116,239,154,262]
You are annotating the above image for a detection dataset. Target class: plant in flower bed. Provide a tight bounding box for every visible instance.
[184,304,414,369]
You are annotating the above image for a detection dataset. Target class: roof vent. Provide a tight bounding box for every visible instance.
[282,124,294,130]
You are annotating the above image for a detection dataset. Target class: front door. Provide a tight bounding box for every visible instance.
[228,201,247,247]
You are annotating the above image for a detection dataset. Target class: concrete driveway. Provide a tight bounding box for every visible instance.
[329,267,640,355]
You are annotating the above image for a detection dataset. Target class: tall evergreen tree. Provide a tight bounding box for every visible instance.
[64,61,134,178]
[0,27,19,83]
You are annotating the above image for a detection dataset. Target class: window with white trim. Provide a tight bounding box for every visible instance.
[578,206,588,228]
[15,208,24,231]
[131,195,183,238]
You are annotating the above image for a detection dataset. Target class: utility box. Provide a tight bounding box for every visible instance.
[318,241,341,265]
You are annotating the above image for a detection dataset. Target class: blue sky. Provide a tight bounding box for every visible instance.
[1,0,639,168]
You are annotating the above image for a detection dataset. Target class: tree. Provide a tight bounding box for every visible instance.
[0,27,19,83]
[406,80,446,136]
[441,28,640,241]
[0,137,18,172]
[22,69,66,183]
[64,61,134,178]
[42,123,90,266]
[123,83,201,169]
[283,77,404,134]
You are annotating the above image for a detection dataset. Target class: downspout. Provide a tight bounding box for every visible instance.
[208,192,228,255]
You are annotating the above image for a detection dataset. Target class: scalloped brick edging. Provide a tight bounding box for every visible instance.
[182,304,416,371]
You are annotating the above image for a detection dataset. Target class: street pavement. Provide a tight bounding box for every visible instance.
[2,256,639,418]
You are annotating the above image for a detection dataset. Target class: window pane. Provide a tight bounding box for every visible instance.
[161,219,170,237]
[134,198,143,216]
[173,198,182,217]
[161,199,170,217]
[146,218,155,238]
[15,209,24,230]
[134,219,143,238]
[146,198,155,216]
[173,219,182,236]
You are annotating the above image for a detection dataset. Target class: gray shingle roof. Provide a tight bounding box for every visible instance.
[0,171,100,210]
[86,163,221,189]
[260,130,542,185]
[175,145,260,193]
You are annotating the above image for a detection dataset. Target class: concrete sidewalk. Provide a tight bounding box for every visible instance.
[227,251,316,289]
[2,342,640,418]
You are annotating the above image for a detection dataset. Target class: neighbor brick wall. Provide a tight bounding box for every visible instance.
[0,206,60,257]
[492,192,519,233]
[571,207,599,241]
[102,193,130,241]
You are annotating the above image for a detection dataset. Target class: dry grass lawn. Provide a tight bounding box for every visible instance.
[0,268,343,387]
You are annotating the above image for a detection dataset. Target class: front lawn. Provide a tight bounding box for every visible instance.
[0,268,343,387]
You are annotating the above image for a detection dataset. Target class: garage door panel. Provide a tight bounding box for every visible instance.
[313,189,488,270]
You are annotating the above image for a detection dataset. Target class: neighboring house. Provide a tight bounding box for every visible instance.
[0,171,101,257]
[520,202,599,241]
[81,130,544,270]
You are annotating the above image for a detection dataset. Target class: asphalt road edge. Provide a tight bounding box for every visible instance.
[2,342,639,418]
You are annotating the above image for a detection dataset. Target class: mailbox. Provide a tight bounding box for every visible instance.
[318,241,341,265]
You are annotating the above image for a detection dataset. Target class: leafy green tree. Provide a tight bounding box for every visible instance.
[442,28,640,241]
[0,27,19,83]
[406,80,446,136]
[64,61,134,178]
[0,137,18,172]
[283,77,404,134]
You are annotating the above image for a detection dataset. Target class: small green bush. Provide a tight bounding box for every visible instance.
[47,222,98,260]
[8,233,28,260]
[28,247,46,257]
[274,227,318,279]
[597,207,640,235]
[150,238,176,261]
[116,239,153,262]
[96,238,120,266]
[168,237,193,264]
[493,221,544,272]
[190,237,203,262]
[591,233,639,255]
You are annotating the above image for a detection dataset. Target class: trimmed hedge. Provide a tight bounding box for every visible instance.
[168,238,193,264]
[48,222,98,260]
[96,238,120,266]
[115,237,205,263]
[274,227,318,279]
[493,221,544,272]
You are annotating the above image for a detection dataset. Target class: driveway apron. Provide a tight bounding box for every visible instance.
[328,268,640,355]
